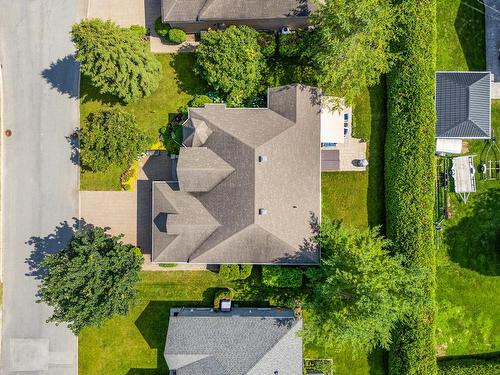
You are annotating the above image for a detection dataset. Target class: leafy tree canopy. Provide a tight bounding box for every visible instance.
[304,0,395,103]
[304,219,426,353]
[72,18,162,103]
[194,26,266,107]
[80,108,151,172]
[37,227,144,335]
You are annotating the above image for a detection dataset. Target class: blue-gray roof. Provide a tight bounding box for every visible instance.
[164,308,303,374]
[435,72,491,139]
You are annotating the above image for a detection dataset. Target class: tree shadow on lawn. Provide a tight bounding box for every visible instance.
[443,188,500,276]
[170,53,208,96]
[454,0,486,70]
[79,73,122,106]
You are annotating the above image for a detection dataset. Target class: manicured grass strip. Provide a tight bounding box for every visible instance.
[385,0,437,373]
[436,0,485,71]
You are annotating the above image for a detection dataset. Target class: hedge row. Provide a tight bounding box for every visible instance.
[219,264,252,281]
[438,356,500,374]
[385,0,437,374]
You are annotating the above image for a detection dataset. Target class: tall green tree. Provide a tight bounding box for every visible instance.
[80,108,151,172]
[72,18,162,103]
[304,0,395,103]
[37,227,144,335]
[304,219,426,353]
[195,26,266,106]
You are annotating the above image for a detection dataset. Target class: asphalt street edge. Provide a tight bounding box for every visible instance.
[0,56,4,360]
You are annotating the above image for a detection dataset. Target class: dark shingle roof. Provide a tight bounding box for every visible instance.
[436,72,491,139]
[162,0,312,23]
[164,308,303,374]
[152,85,321,264]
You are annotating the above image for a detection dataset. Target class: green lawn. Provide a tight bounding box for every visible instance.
[319,81,388,374]
[80,53,207,191]
[435,0,500,358]
[321,82,386,229]
[436,0,485,71]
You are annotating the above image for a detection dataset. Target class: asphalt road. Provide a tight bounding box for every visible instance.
[0,1,81,373]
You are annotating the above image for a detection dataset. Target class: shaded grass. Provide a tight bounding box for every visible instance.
[80,54,207,191]
[321,82,386,230]
[436,0,485,71]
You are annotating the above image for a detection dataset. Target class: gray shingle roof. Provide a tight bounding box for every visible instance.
[152,85,321,264]
[164,308,303,375]
[436,72,491,139]
[162,0,312,23]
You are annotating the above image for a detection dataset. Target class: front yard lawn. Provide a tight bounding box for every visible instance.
[80,53,206,191]
[435,0,500,358]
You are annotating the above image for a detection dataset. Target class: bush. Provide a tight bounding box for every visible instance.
[278,32,303,57]
[154,17,170,39]
[213,288,234,310]
[189,95,213,107]
[219,264,252,281]
[262,266,302,288]
[257,32,276,57]
[129,24,147,39]
[168,28,186,44]
[385,1,437,374]
[438,357,500,374]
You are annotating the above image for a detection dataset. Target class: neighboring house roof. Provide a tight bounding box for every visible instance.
[162,0,313,23]
[164,308,303,375]
[152,85,321,264]
[435,71,491,139]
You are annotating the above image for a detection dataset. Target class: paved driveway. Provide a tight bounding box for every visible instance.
[81,153,176,253]
[88,0,160,28]
[0,1,81,373]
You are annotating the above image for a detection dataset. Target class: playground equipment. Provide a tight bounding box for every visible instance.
[478,133,500,181]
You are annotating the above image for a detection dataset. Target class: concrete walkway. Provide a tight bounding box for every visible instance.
[485,0,500,81]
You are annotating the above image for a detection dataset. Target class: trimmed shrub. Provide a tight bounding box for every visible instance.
[262,266,302,288]
[213,288,234,310]
[154,17,170,39]
[129,24,147,39]
[168,28,187,44]
[219,264,252,281]
[438,357,500,374]
[385,1,437,374]
[189,95,213,107]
